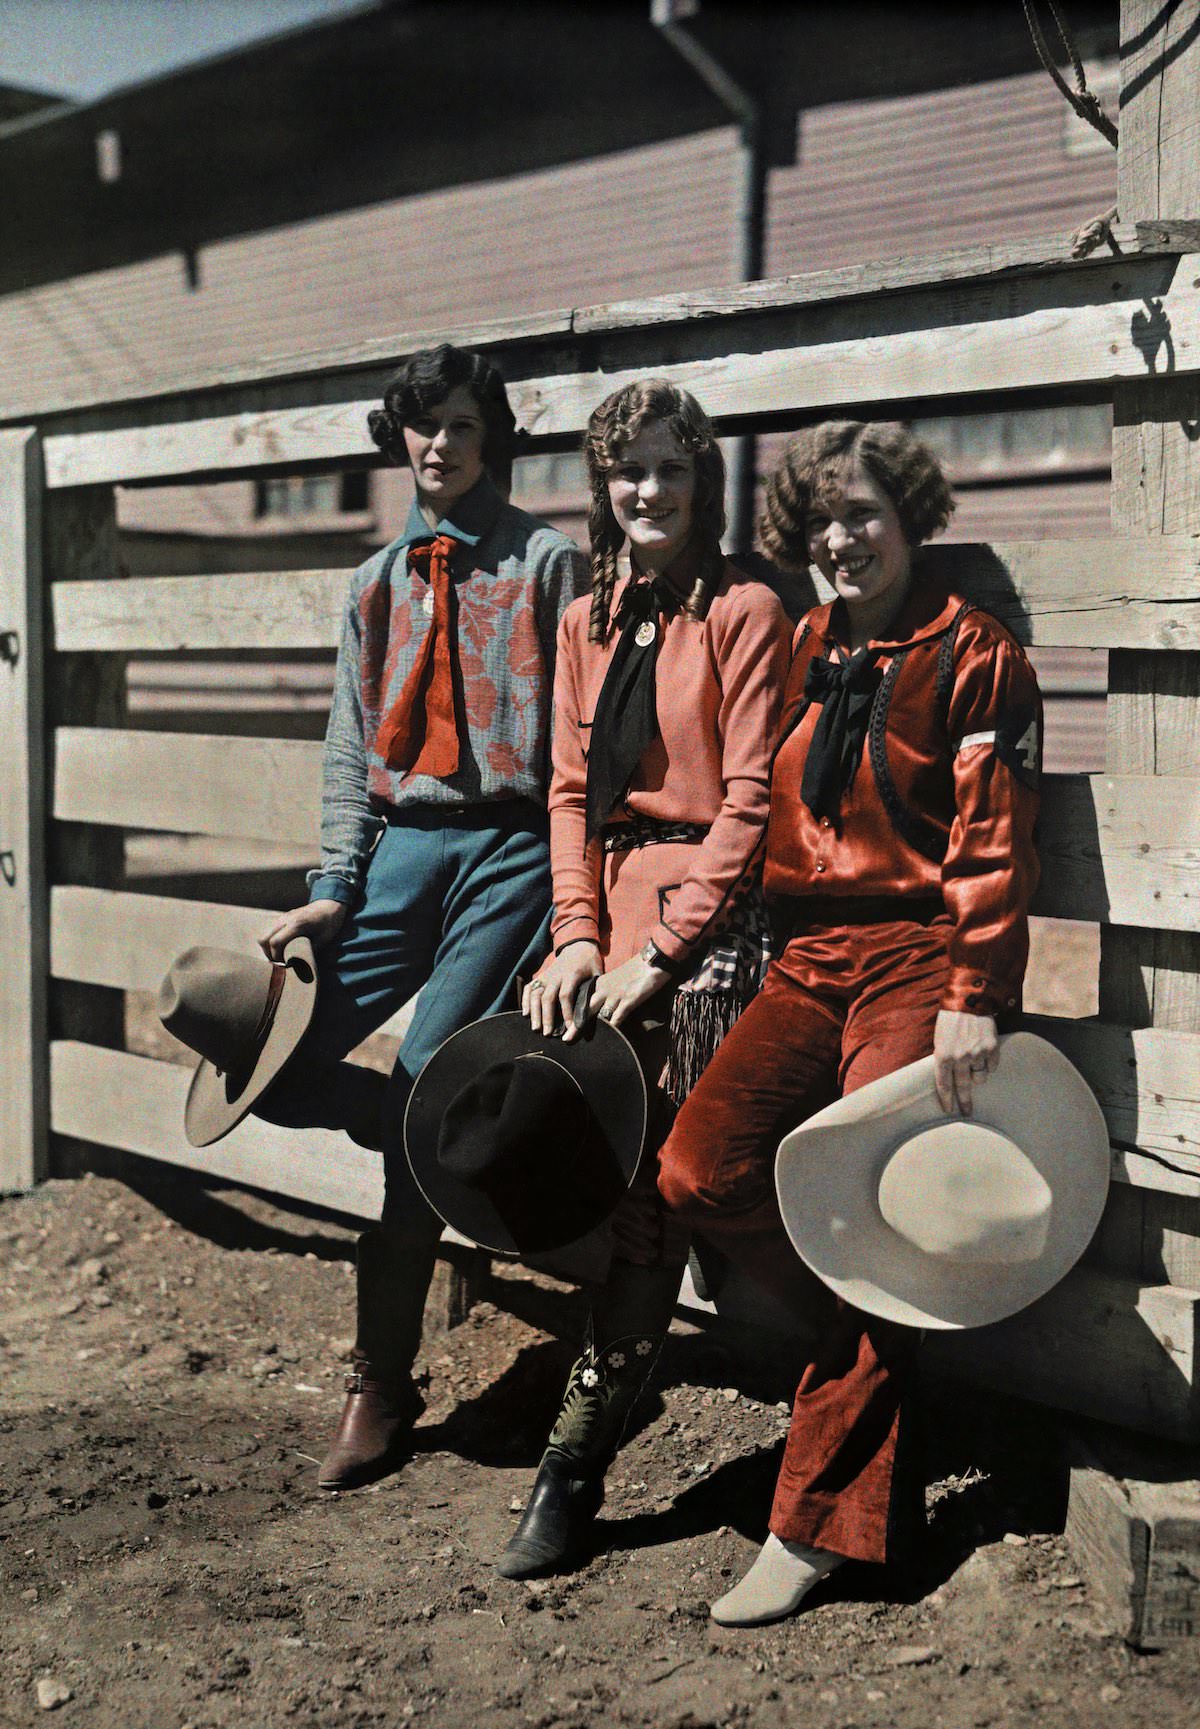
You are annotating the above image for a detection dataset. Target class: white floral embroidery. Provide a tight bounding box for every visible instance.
[636,1339,653,1356]
[580,1367,600,1389]
[609,1352,626,1370]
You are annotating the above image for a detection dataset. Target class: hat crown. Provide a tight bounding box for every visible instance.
[877,1122,1052,1265]
[437,1053,588,1189]
[157,945,279,1075]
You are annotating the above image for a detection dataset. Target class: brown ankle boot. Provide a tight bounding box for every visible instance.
[318,1362,424,1490]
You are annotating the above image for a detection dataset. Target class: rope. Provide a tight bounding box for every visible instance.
[1021,0,1119,148]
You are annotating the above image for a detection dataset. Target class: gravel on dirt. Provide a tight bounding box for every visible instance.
[2,1166,1197,1729]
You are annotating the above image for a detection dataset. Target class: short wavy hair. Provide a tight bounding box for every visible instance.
[584,378,726,643]
[761,421,954,570]
[367,343,518,493]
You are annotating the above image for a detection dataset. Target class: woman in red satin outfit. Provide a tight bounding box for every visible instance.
[657,420,1043,1626]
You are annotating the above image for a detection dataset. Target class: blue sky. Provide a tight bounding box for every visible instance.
[1,0,369,101]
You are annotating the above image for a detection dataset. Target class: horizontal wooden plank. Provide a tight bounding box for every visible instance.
[49,885,414,1041]
[52,570,347,653]
[51,1040,383,1219]
[1030,1015,1200,1191]
[41,255,1200,486]
[1032,773,1200,933]
[53,728,321,844]
[53,538,1200,653]
[50,733,1200,933]
[925,1266,1200,1442]
[5,230,1178,429]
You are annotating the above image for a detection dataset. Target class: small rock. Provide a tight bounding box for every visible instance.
[509,1497,524,1513]
[866,1690,886,1703]
[250,1357,281,1378]
[722,1387,740,1403]
[887,1645,940,1668]
[1052,1576,1083,1590]
[21,1587,38,1602]
[54,1299,83,1318]
[36,1677,73,1710]
[78,1258,107,1285]
[1099,1684,1122,1704]
[74,1348,98,1362]
[88,1292,113,1309]
[1002,1532,1029,1546]
[103,1231,122,1245]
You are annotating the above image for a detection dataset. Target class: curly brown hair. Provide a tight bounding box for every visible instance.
[367,343,517,494]
[761,421,954,571]
[584,378,726,643]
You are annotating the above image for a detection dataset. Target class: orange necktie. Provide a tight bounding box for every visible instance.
[376,534,462,779]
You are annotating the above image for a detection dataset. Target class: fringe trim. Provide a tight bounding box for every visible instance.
[665,987,747,1108]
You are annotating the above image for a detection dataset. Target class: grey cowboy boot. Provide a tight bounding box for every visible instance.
[496,1322,663,1578]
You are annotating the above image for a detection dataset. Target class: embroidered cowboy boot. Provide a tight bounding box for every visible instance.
[317,1224,429,1490]
[496,1324,663,1578]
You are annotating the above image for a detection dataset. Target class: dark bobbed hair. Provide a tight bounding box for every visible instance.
[584,378,726,643]
[367,343,518,494]
[761,421,955,571]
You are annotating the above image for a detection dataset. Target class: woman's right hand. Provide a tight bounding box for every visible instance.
[522,943,603,1037]
[260,899,348,961]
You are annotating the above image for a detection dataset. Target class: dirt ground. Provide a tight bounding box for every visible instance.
[2,1159,1199,1729]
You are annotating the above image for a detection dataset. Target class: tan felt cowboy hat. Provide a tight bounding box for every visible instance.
[157,940,317,1148]
[775,1032,1110,1330]
[405,1009,648,1257]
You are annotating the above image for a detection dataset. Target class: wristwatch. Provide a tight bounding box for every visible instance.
[640,939,674,972]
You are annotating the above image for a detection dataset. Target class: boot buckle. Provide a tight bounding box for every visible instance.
[344,1371,366,1394]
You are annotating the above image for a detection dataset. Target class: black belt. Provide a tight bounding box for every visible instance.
[601,818,709,855]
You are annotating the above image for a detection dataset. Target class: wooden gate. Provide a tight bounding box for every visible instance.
[1,0,1198,1447]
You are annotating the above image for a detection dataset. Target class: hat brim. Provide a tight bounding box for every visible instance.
[184,937,318,1148]
[775,1032,1110,1330]
[405,1011,648,1256]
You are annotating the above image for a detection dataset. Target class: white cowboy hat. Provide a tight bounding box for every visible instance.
[157,940,317,1147]
[774,1032,1110,1330]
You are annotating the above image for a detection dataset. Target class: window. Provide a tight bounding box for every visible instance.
[254,471,370,519]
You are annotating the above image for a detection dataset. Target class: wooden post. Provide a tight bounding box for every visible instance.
[1062,0,1200,1644]
[0,429,48,1190]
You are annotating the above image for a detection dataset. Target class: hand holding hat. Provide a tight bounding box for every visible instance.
[775,1032,1110,1330]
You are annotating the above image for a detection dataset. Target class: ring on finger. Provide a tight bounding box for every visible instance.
[529,981,546,993]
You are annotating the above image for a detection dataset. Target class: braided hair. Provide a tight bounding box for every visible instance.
[584,379,726,644]
[367,343,518,495]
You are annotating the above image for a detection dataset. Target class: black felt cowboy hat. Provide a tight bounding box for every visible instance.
[404,1010,648,1256]
[157,940,317,1147]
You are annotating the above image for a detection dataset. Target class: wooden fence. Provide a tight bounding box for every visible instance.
[1,0,1198,1449]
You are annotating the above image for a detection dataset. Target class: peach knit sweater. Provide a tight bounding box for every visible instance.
[548,561,791,969]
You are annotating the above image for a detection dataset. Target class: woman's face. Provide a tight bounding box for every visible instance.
[805,463,912,623]
[403,382,487,511]
[607,420,696,573]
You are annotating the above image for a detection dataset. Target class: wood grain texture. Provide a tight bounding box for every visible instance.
[52,728,322,844]
[39,259,1200,487]
[50,1040,384,1219]
[51,539,1200,654]
[1031,772,1200,932]
[925,1267,1200,1441]
[1066,1421,1200,1646]
[0,430,47,1190]
[1118,0,1200,222]
[49,885,414,1041]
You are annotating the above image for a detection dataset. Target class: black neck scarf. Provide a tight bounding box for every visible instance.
[799,646,882,822]
[585,575,683,841]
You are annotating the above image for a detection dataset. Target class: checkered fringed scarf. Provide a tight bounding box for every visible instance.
[664,884,771,1107]
[601,818,772,1106]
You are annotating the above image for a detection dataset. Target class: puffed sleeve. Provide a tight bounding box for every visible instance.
[547,601,604,952]
[940,615,1043,1016]
[648,581,791,962]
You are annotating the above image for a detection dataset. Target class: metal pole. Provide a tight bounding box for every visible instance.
[651,0,765,555]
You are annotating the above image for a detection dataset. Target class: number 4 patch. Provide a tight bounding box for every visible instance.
[995,705,1042,789]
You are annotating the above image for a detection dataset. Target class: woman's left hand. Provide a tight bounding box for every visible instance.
[567,952,670,1041]
[933,1009,999,1117]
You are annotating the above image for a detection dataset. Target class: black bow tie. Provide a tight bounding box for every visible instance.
[799,647,882,822]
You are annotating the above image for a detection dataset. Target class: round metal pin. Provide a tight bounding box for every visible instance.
[634,620,657,648]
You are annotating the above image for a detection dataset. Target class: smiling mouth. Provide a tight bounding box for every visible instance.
[835,554,873,577]
[636,510,675,524]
